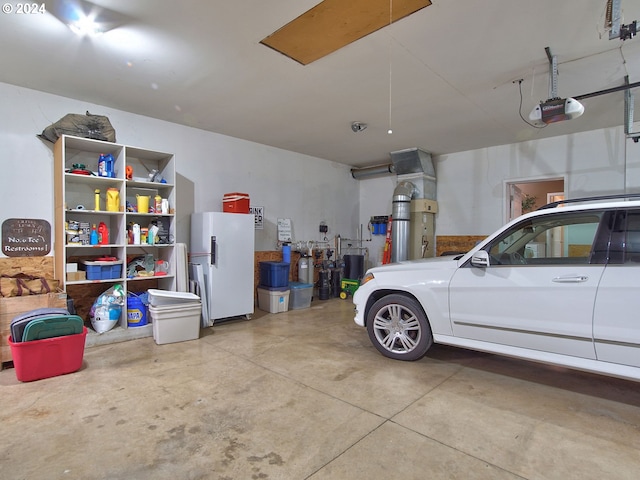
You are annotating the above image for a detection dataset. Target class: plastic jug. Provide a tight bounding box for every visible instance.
[136,195,150,213]
[98,153,115,178]
[98,222,109,245]
[106,188,120,212]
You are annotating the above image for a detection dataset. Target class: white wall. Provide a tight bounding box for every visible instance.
[436,128,637,235]
[358,175,396,268]
[358,126,640,261]
[4,81,640,265]
[0,82,359,256]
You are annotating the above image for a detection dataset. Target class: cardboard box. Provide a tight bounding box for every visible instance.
[0,292,68,365]
[66,271,86,282]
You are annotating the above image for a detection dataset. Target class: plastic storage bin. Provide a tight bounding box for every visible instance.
[150,303,201,344]
[288,282,313,310]
[257,286,290,313]
[8,327,87,382]
[81,260,123,280]
[147,289,200,306]
[259,261,290,288]
[223,192,250,214]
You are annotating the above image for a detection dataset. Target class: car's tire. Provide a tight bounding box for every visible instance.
[366,294,433,361]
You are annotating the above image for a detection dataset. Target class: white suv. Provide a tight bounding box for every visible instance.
[353,195,640,382]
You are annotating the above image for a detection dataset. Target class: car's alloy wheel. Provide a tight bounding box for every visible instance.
[366,294,433,361]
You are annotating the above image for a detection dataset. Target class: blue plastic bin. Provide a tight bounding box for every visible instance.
[81,260,123,280]
[259,261,290,288]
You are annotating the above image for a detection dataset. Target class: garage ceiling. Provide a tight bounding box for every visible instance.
[1,0,639,168]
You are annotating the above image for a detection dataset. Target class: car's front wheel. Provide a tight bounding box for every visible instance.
[366,294,433,361]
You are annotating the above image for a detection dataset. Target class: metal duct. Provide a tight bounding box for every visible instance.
[351,164,395,179]
[389,147,435,177]
[391,181,416,263]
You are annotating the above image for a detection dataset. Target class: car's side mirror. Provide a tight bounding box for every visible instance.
[471,250,490,267]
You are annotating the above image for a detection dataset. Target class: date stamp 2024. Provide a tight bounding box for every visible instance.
[2,3,46,14]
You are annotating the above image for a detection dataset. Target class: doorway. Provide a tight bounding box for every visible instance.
[506,178,565,222]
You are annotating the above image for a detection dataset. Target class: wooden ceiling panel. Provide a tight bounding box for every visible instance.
[261,0,432,65]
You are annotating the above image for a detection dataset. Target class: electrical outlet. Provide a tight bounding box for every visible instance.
[319,222,328,233]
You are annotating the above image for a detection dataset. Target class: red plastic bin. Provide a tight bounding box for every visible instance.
[8,327,87,382]
[223,192,250,214]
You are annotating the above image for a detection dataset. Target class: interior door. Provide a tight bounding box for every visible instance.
[449,211,605,358]
[509,184,523,220]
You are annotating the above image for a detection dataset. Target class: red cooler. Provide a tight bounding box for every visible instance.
[223,192,250,214]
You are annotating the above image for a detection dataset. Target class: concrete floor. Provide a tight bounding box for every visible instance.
[2,298,640,480]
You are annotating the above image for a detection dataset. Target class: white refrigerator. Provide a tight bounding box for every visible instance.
[190,212,255,325]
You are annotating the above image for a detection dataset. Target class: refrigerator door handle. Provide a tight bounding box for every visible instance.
[211,236,217,265]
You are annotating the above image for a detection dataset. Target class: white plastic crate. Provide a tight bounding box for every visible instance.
[150,303,201,344]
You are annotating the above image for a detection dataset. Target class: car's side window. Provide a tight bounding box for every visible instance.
[487,212,603,266]
[624,211,640,263]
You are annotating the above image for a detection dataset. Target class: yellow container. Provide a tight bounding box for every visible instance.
[136,195,150,214]
[106,188,120,212]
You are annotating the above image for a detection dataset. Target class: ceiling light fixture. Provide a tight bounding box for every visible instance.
[50,0,127,37]
[68,13,102,37]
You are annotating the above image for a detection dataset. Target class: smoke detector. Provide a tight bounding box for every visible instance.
[351,122,367,132]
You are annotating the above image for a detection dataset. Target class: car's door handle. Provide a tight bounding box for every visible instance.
[552,275,588,283]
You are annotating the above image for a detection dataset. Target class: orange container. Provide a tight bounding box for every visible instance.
[223,192,250,214]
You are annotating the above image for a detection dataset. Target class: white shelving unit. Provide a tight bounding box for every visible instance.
[54,135,176,340]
